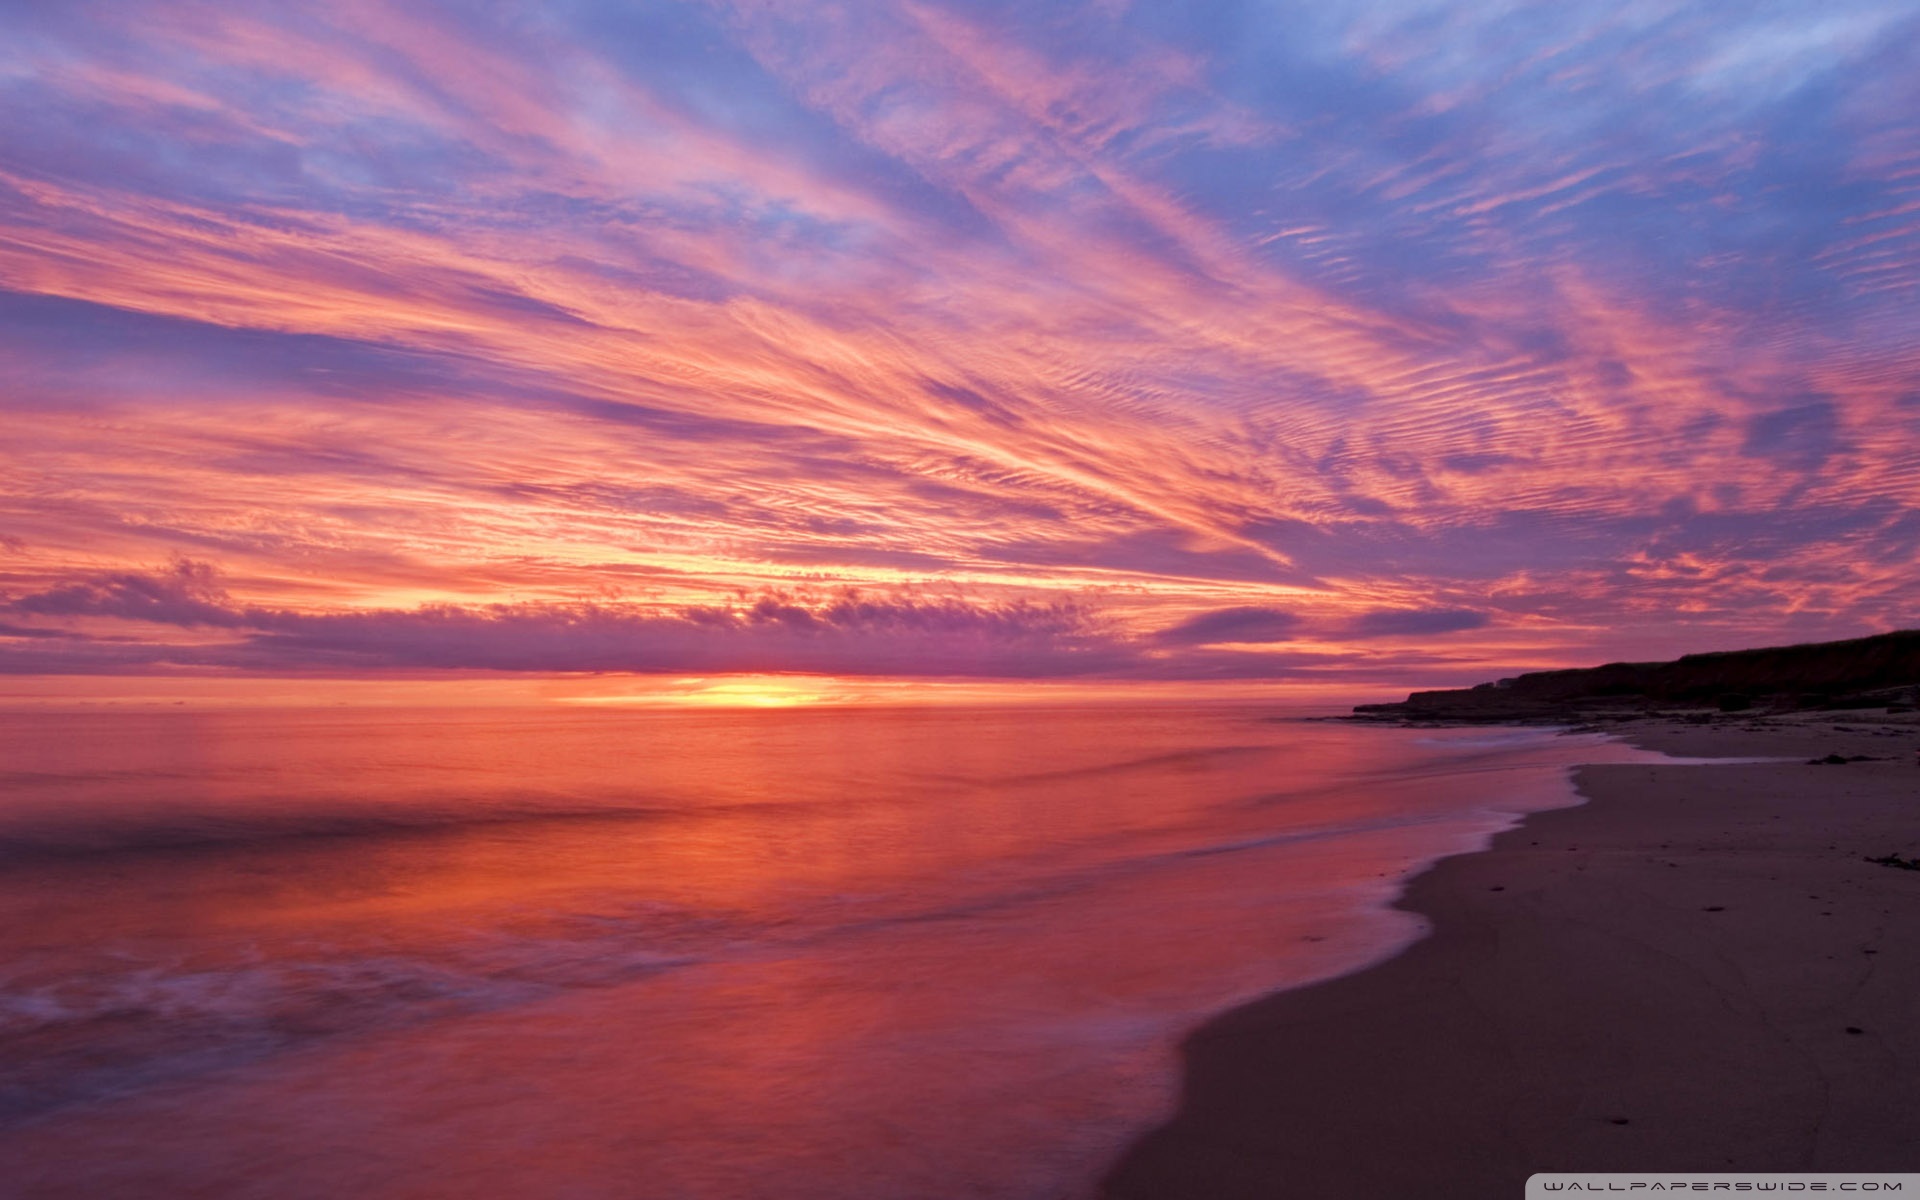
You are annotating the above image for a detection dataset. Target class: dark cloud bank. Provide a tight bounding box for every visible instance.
[0,562,1491,682]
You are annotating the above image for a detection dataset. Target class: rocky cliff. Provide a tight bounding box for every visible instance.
[1353,630,1920,722]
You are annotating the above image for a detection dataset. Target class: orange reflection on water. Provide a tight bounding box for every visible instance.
[0,704,1670,1196]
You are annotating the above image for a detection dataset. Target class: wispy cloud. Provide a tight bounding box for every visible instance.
[1,1,1915,685]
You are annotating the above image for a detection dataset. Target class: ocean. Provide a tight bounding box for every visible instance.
[0,704,1668,1198]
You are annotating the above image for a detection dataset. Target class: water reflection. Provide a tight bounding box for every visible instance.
[0,705,1664,1197]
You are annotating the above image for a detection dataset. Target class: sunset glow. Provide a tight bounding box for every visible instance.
[3,2,1916,697]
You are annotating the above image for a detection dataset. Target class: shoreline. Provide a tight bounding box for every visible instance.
[1102,712,1920,1198]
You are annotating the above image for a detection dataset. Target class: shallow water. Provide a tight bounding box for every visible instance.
[0,704,1667,1198]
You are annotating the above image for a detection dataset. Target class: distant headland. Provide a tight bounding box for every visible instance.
[1354,629,1920,722]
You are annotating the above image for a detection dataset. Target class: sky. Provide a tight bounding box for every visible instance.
[1,0,1917,701]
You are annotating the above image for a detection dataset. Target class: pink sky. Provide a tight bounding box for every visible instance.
[2,1,1917,701]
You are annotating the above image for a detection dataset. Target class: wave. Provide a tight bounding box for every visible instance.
[0,794,817,866]
[0,740,1304,866]
[956,743,1275,787]
[0,767,233,790]
[0,910,715,1127]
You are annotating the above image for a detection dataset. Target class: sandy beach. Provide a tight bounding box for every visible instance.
[1104,712,1920,1198]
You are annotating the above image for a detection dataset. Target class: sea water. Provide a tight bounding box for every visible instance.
[0,704,1666,1198]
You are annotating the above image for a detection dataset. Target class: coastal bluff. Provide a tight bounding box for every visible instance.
[1354,629,1920,722]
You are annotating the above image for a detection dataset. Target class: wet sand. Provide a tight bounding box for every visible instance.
[1104,713,1920,1199]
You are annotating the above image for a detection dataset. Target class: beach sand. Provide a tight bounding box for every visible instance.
[1103,713,1920,1199]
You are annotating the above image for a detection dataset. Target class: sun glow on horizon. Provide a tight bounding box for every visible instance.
[574,677,842,708]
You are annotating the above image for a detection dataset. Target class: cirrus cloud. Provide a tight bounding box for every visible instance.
[0,0,1915,688]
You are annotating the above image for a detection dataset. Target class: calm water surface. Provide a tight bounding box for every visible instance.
[0,704,1666,1198]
